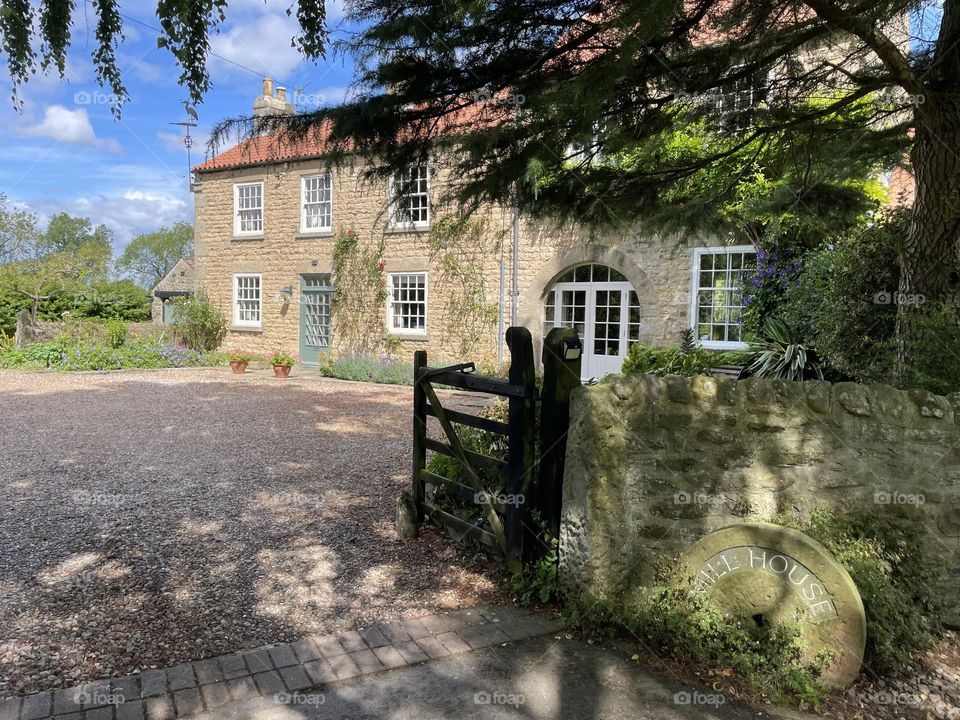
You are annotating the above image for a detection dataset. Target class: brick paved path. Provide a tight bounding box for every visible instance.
[0,607,560,720]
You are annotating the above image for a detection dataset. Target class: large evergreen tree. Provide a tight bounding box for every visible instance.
[2,1,956,352]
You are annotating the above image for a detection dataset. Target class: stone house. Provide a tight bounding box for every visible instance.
[190,78,887,379]
[151,257,195,324]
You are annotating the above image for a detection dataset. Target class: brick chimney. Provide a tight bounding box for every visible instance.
[253,76,294,118]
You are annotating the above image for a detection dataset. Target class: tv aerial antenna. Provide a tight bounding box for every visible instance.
[171,102,199,191]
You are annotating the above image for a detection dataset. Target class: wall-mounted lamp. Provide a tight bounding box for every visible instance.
[562,335,583,361]
[279,285,294,303]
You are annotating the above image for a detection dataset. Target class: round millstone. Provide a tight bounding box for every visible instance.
[678,522,866,689]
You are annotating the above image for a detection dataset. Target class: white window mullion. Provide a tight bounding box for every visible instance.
[689,246,755,349]
[233,273,262,328]
[234,182,264,237]
[301,173,333,233]
[387,272,428,335]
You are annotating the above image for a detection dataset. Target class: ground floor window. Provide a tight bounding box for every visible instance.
[233,273,262,328]
[690,246,756,348]
[387,272,428,335]
[542,263,640,379]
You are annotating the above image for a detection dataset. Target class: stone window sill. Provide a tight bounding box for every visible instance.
[389,332,429,342]
[296,230,335,239]
[229,325,263,333]
[385,224,430,235]
[232,235,264,242]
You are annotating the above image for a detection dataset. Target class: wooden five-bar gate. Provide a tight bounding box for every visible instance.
[411,327,537,573]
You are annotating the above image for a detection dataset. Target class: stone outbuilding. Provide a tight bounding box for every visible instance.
[151,257,196,323]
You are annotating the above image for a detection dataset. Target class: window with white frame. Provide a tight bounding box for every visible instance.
[389,164,430,228]
[690,246,756,348]
[233,273,262,328]
[234,182,263,236]
[387,272,427,334]
[301,173,332,232]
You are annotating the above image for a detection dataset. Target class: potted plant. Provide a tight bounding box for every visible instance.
[228,350,253,375]
[269,349,296,378]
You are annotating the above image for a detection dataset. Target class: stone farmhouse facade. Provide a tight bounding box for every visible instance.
[191,78,900,379]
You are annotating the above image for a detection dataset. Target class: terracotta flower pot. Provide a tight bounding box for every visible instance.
[230,360,248,375]
[273,364,292,378]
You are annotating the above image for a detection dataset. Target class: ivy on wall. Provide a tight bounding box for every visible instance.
[331,229,395,357]
[428,216,502,357]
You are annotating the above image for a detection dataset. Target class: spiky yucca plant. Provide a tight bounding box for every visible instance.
[748,318,823,381]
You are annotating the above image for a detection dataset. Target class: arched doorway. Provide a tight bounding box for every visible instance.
[542,263,640,379]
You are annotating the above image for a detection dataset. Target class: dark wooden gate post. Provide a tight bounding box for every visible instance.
[412,349,428,523]
[537,327,582,541]
[505,326,536,573]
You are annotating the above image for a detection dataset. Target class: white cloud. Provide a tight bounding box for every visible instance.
[14,187,191,250]
[209,13,304,82]
[23,105,122,153]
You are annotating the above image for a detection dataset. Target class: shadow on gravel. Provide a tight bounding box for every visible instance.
[0,376,505,696]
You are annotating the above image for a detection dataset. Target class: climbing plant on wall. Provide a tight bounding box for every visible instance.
[331,229,392,357]
[428,216,501,357]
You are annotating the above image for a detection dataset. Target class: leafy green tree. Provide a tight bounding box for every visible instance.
[116,222,193,288]
[39,212,112,277]
[0,212,114,322]
[0,194,38,262]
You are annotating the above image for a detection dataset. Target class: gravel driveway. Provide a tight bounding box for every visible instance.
[0,368,506,697]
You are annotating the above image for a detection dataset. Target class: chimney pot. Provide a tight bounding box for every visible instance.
[262,77,273,97]
[276,86,286,102]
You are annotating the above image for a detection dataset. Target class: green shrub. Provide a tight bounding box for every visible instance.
[778,207,960,392]
[621,341,748,377]
[564,575,832,706]
[171,291,227,352]
[319,355,413,385]
[0,338,223,371]
[781,507,943,676]
[105,319,127,348]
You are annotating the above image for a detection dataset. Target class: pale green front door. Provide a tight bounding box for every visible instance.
[299,274,333,366]
[162,300,176,324]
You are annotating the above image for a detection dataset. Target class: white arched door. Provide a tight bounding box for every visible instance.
[543,264,641,380]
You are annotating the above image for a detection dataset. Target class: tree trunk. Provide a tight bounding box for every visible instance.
[896,0,960,383]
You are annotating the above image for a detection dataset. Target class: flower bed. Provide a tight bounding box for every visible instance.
[0,338,224,371]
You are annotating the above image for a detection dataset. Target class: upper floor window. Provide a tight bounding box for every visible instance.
[301,173,332,233]
[387,272,427,335]
[389,164,430,229]
[233,273,262,328]
[234,181,263,236]
[690,246,756,349]
[713,65,770,131]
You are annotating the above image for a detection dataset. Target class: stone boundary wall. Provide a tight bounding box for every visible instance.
[34,321,168,342]
[558,374,960,624]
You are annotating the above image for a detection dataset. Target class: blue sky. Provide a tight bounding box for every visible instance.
[0,0,354,253]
